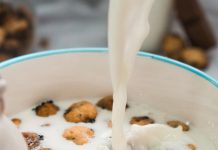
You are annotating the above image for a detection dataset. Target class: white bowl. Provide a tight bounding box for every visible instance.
[0,48,217,148]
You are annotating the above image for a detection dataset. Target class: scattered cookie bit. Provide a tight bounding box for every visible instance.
[167,120,190,131]
[34,100,59,117]
[181,47,208,69]
[22,132,43,150]
[108,120,112,128]
[97,95,129,111]
[64,101,97,123]
[162,33,185,59]
[11,118,21,127]
[130,116,155,126]
[63,126,94,145]
[40,123,51,127]
[188,144,197,150]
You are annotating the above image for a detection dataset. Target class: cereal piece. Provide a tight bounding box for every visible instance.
[22,132,43,150]
[108,120,112,128]
[40,123,51,127]
[34,100,59,117]
[162,34,185,59]
[11,118,21,127]
[64,101,97,123]
[97,95,129,111]
[130,116,155,126]
[188,144,197,150]
[0,28,5,45]
[167,120,190,131]
[181,47,208,69]
[63,126,94,145]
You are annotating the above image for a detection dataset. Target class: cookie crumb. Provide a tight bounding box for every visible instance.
[188,144,197,150]
[11,118,21,127]
[40,123,51,127]
[167,120,190,131]
[22,132,42,150]
[130,116,155,126]
[64,101,97,123]
[63,126,94,145]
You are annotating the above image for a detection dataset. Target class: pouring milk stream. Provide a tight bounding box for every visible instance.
[108,0,203,150]
[0,77,28,150]
[108,0,155,149]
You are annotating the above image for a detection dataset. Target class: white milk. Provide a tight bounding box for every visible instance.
[108,0,154,150]
[10,99,216,150]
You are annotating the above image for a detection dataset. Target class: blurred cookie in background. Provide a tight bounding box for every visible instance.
[0,2,34,60]
[161,33,208,70]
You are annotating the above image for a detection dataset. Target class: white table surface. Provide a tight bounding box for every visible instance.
[33,0,218,80]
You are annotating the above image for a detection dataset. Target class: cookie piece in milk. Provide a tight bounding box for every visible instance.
[11,118,22,127]
[130,116,155,126]
[33,100,59,117]
[188,144,197,150]
[64,101,97,123]
[167,120,190,131]
[97,95,129,111]
[63,126,94,145]
[22,132,44,150]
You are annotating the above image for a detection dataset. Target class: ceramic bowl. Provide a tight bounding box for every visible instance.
[0,48,217,148]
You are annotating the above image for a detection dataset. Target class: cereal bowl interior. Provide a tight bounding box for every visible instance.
[0,48,218,148]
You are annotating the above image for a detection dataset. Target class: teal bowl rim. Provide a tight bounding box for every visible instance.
[0,47,217,88]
